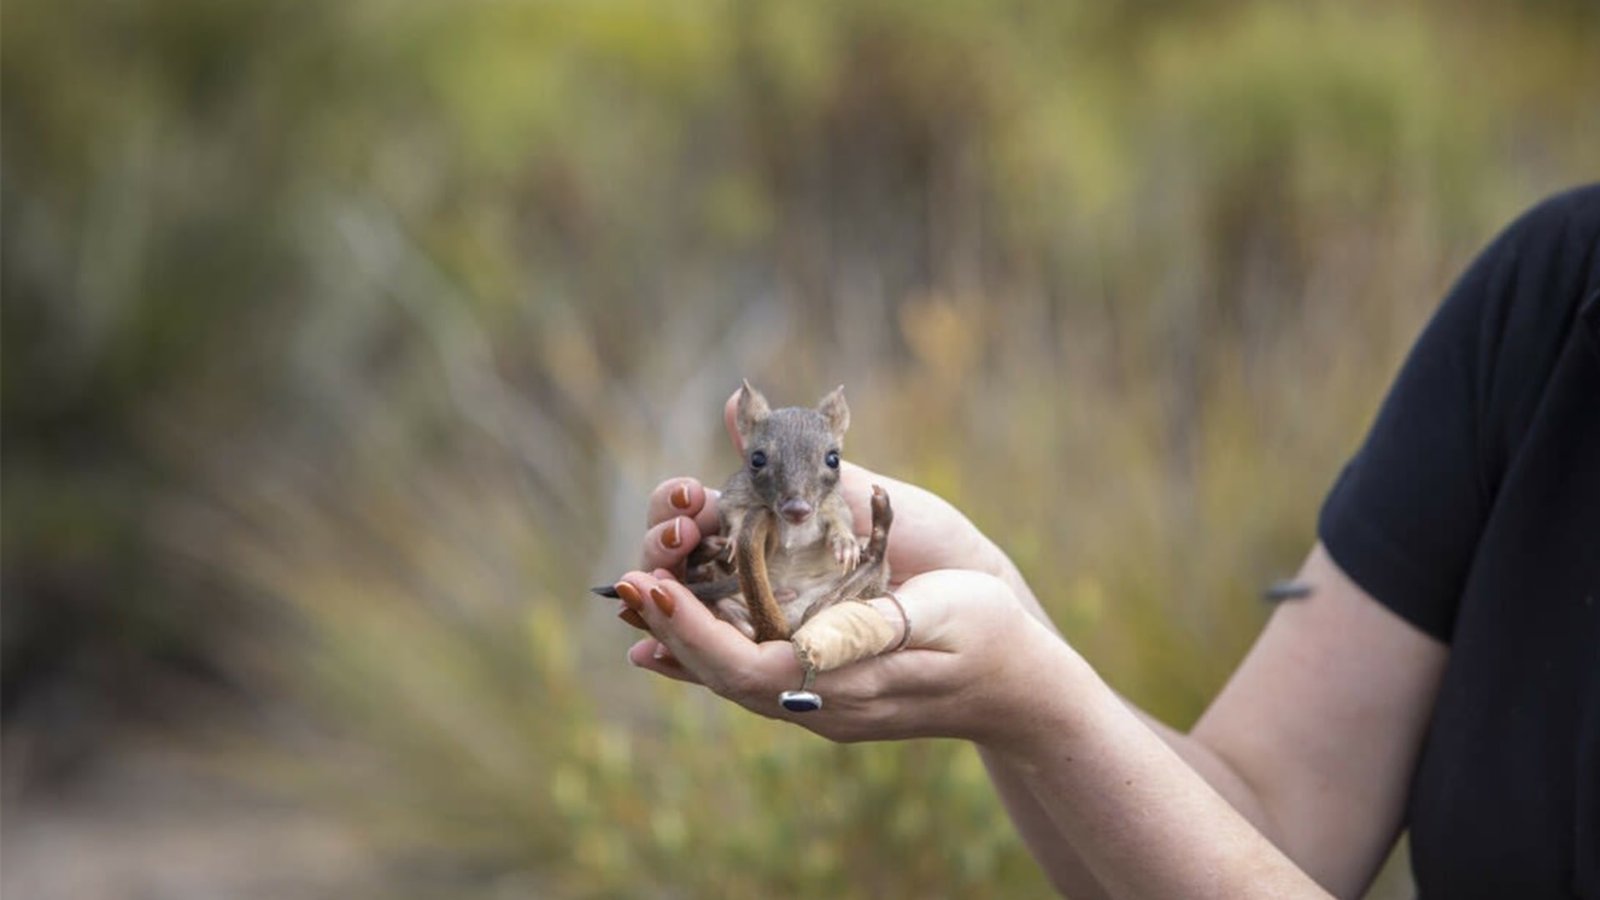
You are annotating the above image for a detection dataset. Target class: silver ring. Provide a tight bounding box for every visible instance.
[882,590,911,652]
[779,648,821,712]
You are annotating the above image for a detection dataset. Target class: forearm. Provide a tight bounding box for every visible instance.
[981,633,1328,899]
[981,705,1288,900]
[973,542,1112,896]
[979,746,1111,898]
[974,543,1293,896]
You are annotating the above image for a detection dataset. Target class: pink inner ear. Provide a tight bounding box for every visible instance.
[737,381,771,434]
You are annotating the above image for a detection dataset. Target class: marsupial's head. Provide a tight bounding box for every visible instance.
[733,380,849,525]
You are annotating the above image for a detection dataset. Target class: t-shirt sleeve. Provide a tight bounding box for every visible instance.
[1317,189,1594,641]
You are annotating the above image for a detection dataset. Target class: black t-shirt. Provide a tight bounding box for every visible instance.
[1319,185,1600,898]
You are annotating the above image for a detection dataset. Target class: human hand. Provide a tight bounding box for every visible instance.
[610,566,1066,745]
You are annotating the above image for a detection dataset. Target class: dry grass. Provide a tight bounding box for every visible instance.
[5,0,1596,895]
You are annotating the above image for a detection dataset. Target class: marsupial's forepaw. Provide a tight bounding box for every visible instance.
[831,529,861,570]
[685,534,734,582]
[714,597,758,640]
[688,533,731,565]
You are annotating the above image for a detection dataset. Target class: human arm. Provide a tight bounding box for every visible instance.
[987,543,1448,898]
[619,462,1446,898]
[612,559,1333,898]
[610,395,1445,897]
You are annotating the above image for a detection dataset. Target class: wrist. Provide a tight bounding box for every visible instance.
[970,615,1102,755]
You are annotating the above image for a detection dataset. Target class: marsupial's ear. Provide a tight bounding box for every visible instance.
[817,384,849,438]
[735,379,771,439]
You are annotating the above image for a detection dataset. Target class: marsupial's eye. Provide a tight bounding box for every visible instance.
[825,450,840,469]
[750,450,768,470]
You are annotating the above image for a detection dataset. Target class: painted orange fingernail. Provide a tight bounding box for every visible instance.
[614,582,643,611]
[662,518,682,549]
[649,585,676,617]
[618,608,647,630]
[670,482,691,510]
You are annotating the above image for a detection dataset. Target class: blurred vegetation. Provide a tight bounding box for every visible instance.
[3,0,1596,895]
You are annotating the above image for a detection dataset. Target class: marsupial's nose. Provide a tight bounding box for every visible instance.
[779,497,813,524]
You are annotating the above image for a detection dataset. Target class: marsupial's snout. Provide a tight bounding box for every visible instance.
[779,496,813,524]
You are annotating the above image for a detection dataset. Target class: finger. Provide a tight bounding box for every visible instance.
[885,569,1013,653]
[627,638,703,684]
[619,570,801,700]
[617,570,742,665]
[645,477,714,528]
[618,603,649,631]
[640,515,706,573]
[697,489,721,536]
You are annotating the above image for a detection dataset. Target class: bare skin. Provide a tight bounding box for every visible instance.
[607,393,1448,898]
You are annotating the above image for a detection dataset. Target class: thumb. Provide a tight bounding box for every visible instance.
[889,569,1017,653]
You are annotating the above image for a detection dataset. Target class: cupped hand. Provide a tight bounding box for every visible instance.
[602,388,1070,746]
[610,566,1062,745]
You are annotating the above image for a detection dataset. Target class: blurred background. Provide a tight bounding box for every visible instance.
[2,0,1596,896]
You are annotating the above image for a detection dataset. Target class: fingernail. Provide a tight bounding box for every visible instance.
[618,608,647,630]
[662,518,682,549]
[614,581,643,611]
[670,482,691,510]
[649,585,677,617]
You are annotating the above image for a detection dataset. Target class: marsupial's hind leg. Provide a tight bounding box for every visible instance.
[788,486,904,678]
[800,485,894,625]
[862,484,892,573]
